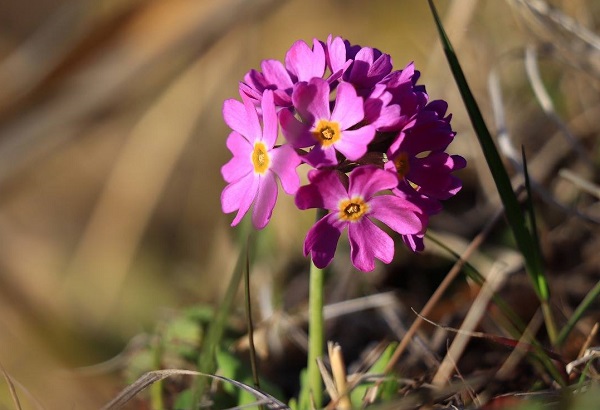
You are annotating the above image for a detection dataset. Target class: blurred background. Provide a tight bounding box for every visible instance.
[0,0,598,407]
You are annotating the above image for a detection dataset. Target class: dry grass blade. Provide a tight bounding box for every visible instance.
[370,374,490,410]
[101,369,290,410]
[384,198,511,374]
[508,0,600,77]
[488,65,600,224]
[512,0,600,51]
[328,342,352,410]
[566,348,600,376]
[0,363,44,410]
[0,363,22,410]
[496,310,544,380]
[414,310,565,364]
[524,45,593,168]
[432,263,509,386]
[577,322,599,359]
[559,169,600,200]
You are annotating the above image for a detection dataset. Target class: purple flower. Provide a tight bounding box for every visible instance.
[240,39,326,108]
[280,78,375,167]
[326,35,393,93]
[295,166,425,272]
[221,90,301,229]
[385,100,466,201]
[384,100,466,251]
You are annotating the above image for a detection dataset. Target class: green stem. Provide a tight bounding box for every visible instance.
[541,300,557,345]
[306,209,327,409]
[307,259,324,408]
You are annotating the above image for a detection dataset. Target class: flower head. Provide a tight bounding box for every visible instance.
[295,166,425,272]
[221,90,301,229]
[221,35,466,266]
[280,78,375,167]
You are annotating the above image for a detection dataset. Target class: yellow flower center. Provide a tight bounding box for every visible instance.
[252,142,270,174]
[313,120,341,148]
[393,152,410,179]
[338,197,369,222]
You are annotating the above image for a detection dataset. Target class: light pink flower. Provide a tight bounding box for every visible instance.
[221,90,301,229]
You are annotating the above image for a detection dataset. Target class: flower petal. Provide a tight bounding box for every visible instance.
[221,131,253,183]
[239,78,263,103]
[397,107,455,155]
[279,108,315,148]
[409,152,465,199]
[285,39,326,81]
[303,214,344,269]
[368,52,393,83]
[326,35,348,75]
[292,78,330,124]
[348,218,394,272]
[270,144,301,195]
[295,169,348,211]
[224,96,262,142]
[334,125,375,161]
[261,59,294,89]
[260,90,278,148]
[252,172,278,229]
[304,144,339,167]
[331,82,364,128]
[221,173,259,226]
[347,166,397,199]
[368,195,424,235]
[402,234,425,252]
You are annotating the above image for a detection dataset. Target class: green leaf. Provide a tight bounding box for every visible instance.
[350,343,398,406]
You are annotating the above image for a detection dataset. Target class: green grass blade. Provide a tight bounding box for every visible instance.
[194,231,256,401]
[521,147,557,343]
[556,279,600,347]
[426,0,549,304]
[243,237,261,393]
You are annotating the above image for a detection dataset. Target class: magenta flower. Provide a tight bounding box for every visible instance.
[280,77,375,167]
[326,35,393,93]
[221,90,301,229]
[295,166,424,272]
[240,39,326,108]
[221,35,466,264]
[384,100,466,251]
[385,100,466,201]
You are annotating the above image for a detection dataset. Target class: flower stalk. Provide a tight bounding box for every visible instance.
[307,254,325,409]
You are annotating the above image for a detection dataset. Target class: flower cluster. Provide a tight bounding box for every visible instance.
[221,36,465,272]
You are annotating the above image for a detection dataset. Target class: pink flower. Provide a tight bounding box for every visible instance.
[221,90,301,229]
[240,39,326,108]
[221,35,467,263]
[295,166,424,272]
[279,78,375,167]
